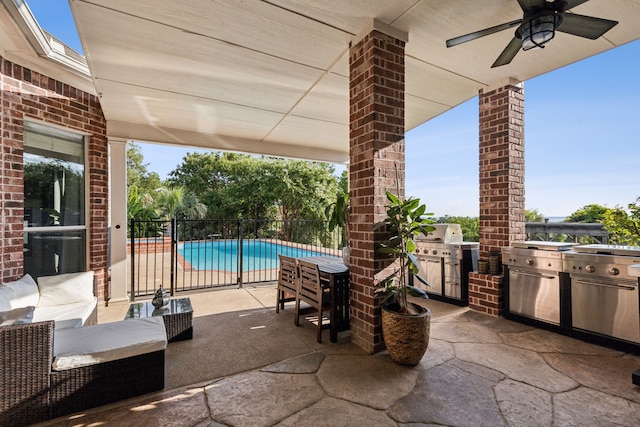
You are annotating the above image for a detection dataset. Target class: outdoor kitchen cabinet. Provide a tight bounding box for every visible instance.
[502,242,640,353]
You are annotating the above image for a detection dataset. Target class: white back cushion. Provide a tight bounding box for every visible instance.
[5,274,40,309]
[37,271,95,307]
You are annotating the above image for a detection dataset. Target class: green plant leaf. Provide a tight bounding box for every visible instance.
[412,274,431,288]
[386,191,400,204]
[407,285,429,299]
[407,252,420,271]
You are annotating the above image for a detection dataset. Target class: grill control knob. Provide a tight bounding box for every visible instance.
[416,249,420,254]
[432,250,437,255]
[525,259,534,266]
[608,267,620,276]
[585,264,596,273]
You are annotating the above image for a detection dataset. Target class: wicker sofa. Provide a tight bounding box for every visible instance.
[0,272,98,329]
[0,273,168,426]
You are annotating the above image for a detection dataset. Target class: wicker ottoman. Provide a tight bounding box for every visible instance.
[125,297,193,342]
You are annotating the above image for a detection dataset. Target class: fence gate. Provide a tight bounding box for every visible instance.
[129,218,342,300]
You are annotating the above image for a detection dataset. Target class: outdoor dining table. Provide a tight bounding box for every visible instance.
[297,256,349,343]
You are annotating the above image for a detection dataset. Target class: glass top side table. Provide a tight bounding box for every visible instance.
[125,297,193,342]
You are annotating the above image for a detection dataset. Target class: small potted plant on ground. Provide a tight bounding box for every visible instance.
[375,191,435,365]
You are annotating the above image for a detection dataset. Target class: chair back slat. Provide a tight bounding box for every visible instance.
[278,255,298,293]
[297,259,322,305]
[275,255,298,313]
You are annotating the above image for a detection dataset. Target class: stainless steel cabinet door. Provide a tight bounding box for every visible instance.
[509,269,560,325]
[444,259,461,299]
[418,256,442,295]
[571,279,640,344]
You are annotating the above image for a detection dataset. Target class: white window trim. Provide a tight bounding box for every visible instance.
[23,119,91,271]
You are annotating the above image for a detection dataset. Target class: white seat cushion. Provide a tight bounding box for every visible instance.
[32,297,97,328]
[52,318,84,330]
[52,317,168,371]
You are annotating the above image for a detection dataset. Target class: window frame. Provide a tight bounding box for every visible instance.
[23,119,91,272]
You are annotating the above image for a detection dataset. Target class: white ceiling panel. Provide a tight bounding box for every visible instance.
[64,0,640,163]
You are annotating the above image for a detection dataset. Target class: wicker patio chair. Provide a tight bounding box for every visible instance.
[0,321,53,426]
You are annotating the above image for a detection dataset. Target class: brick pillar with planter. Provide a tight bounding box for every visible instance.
[348,20,408,353]
[469,81,526,316]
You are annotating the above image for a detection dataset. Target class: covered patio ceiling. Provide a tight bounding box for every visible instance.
[68,0,640,164]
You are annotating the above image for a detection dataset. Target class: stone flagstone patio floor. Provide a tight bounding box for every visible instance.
[37,286,640,426]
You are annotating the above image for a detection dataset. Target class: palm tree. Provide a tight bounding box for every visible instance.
[155,186,207,237]
[127,186,160,238]
[155,186,206,220]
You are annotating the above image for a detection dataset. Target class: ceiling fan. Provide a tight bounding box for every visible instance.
[445,0,618,68]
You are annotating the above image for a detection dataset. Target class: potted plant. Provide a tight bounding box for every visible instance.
[327,192,350,265]
[375,191,435,365]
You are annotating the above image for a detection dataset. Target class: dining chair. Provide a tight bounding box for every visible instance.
[276,255,298,313]
[295,259,331,343]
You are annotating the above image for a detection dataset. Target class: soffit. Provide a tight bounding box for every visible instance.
[68,0,640,163]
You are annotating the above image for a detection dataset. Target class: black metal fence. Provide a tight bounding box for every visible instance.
[129,218,343,299]
[525,222,609,244]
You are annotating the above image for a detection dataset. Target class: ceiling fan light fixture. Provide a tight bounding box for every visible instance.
[521,13,559,51]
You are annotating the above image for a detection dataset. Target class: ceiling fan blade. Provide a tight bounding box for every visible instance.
[516,0,546,12]
[446,19,522,48]
[557,13,618,39]
[564,0,590,10]
[492,37,522,68]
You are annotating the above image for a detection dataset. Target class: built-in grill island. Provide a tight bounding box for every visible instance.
[502,242,640,353]
[413,224,479,306]
[502,241,575,327]
[563,245,640,346]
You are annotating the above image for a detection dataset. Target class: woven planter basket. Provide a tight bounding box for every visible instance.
[382,303,431,365]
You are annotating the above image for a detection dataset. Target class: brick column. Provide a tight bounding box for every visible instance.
[468,81,526,316]
[0,69,24,281]
[348,20,407,353]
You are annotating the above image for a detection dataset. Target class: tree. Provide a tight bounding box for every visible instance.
[155,186,207,220]
[127,143,161,194]
[127,143,162,225]
[525,209,545,222]
[127,186,160,238]
[564,204,610,223]
[168,152,340,225]
[264,159,338,242]
[168,152,274,220]
[268,159,337,222]
[601,197,640,245]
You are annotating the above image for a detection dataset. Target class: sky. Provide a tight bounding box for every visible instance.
[28,1,640,219]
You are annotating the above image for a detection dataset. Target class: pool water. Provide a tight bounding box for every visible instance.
[178,240,330,271]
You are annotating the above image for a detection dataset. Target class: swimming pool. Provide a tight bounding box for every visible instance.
[178,240,331,271]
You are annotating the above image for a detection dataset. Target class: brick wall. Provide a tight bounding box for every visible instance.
[469,83,525,316]
[349,28,406,353]
[0,55,109,298]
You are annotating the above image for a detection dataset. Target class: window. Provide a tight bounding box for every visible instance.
[23,121,88,277]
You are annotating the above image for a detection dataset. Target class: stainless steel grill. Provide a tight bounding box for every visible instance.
[502,241,575,326]
[414,224,478,305]
[563,245,640,344]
